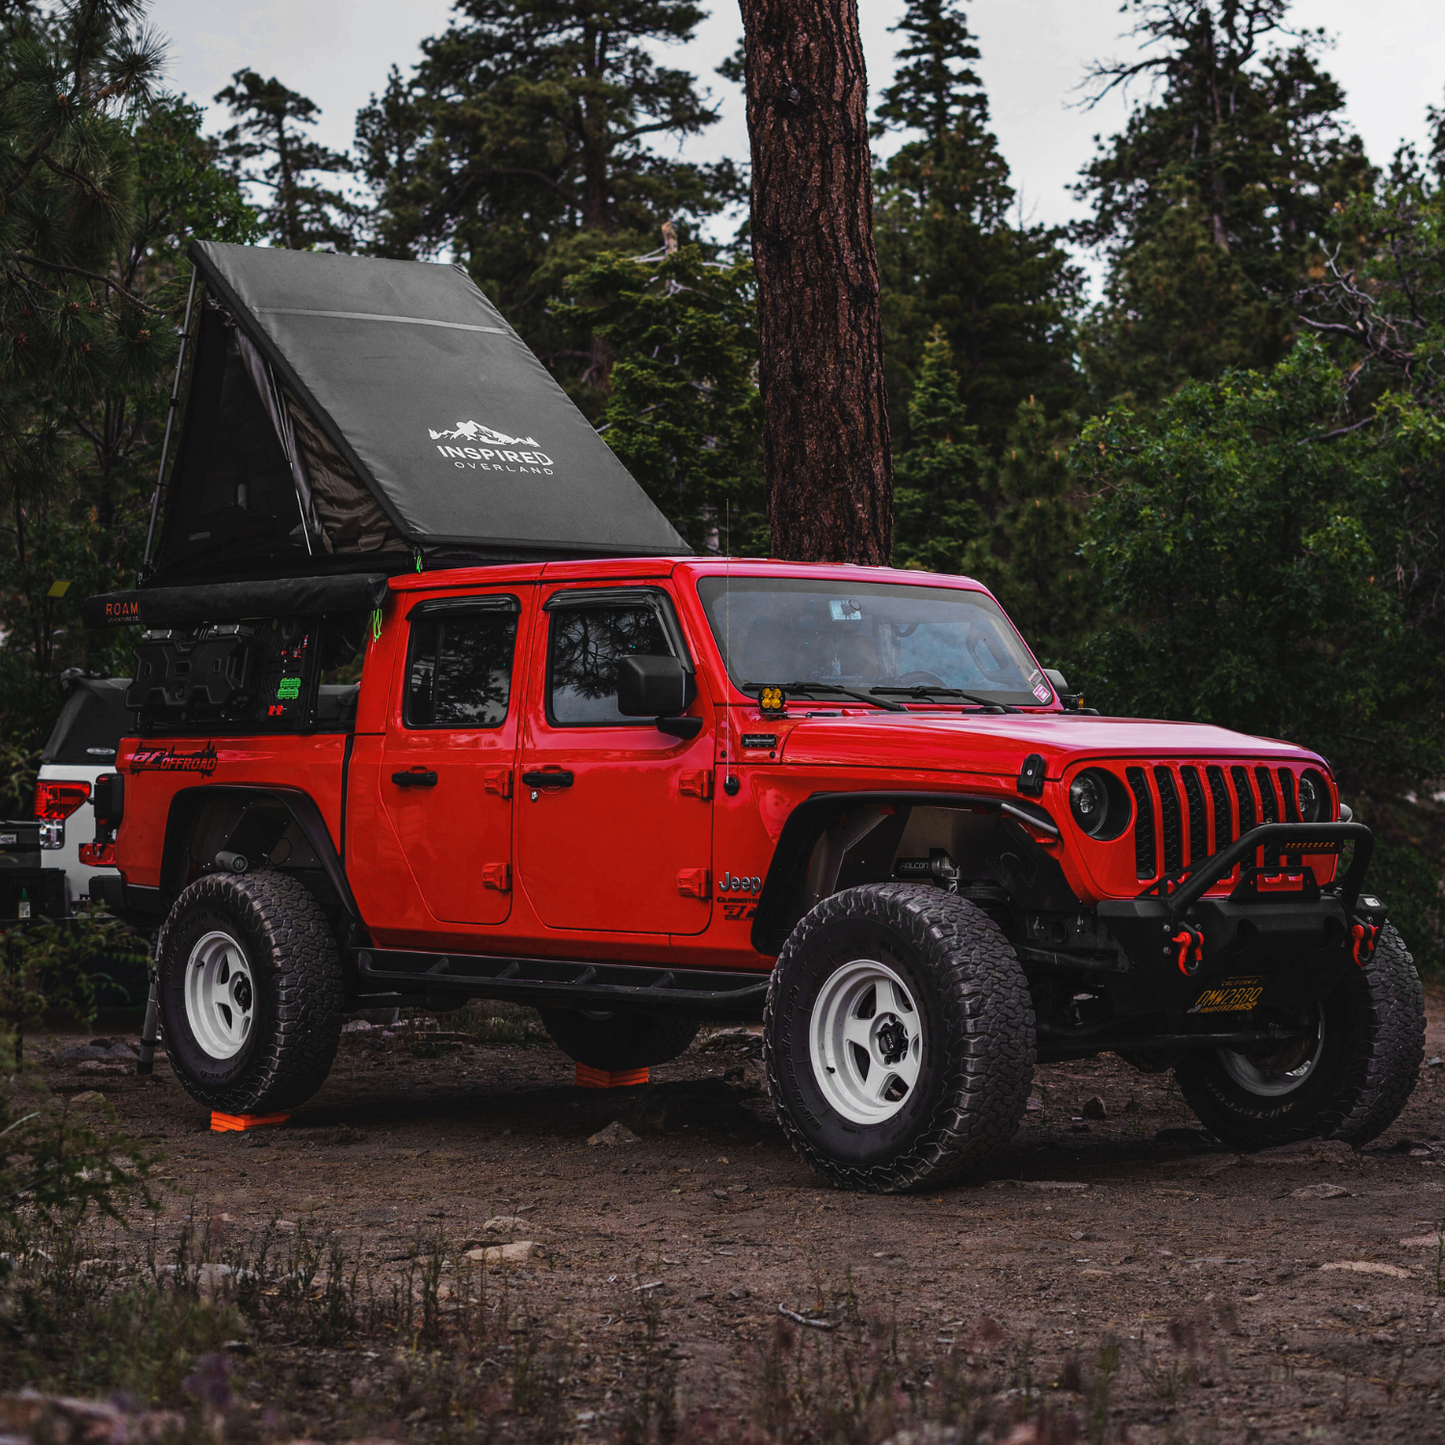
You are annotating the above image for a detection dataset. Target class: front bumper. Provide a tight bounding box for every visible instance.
[1095,821,1382,1015]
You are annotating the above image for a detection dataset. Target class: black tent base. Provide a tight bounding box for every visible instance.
[83,573,390,629]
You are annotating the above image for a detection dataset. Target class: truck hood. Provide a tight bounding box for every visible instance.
[776,712,1323,781]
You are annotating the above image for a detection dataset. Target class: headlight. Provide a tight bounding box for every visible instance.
[1297,769,1328,822]
[1070,770,1111,838]
[1067,768,1131,840]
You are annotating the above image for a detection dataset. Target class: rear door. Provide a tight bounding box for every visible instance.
[515,585,713,935]
[379,593,522,925]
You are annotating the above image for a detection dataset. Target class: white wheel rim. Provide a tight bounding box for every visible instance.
[1217,1005,1325,1097]
[184,929,256,1061]
[810,958,924,1125]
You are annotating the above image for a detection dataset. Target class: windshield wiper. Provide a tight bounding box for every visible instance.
[744,681,908,713]
[870,686,1021,714]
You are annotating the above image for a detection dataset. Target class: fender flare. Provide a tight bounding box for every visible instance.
[160,784,360,920]
[750,789,1059,954]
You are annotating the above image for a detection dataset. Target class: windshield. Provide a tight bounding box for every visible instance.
[695,577,1053,707]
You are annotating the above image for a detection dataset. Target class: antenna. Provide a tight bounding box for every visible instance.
[724,500,732,797]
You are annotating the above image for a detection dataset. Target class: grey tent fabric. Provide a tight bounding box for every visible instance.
[285,390,398,553]
[160,242,686,575]
[234,330,324,552]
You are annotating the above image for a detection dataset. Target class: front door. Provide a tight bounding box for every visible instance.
[516,585,713,935]
[380,593,522,925]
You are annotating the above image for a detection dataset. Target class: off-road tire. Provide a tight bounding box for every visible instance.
[157,870,344,1113]
[1175,923,1423,1150]
[763,883,1035,1193]
[540,1009,700,1071]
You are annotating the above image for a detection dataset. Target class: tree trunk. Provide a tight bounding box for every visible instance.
[740,0,892,563]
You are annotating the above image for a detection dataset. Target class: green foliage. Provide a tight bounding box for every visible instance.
[873,0,1082,451]
[0,1076,153,1288]
[1076,0,1374,406]
[892,327,988,574]
[1371,836,1444,979]
[564,242,765,552]
[1077,343,1428,768]
[133,93,263,262]
[0,908,154,1292]
[0,907,145,1065]
[357,0,740,406]
[0,4,256,764]
[1077,339,1445,966]
[3,1240,236,1403]
[972,398,1095,671]
[215,70,357,251]
[894,330,1092,666]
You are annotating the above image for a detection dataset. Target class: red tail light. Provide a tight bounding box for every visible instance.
[35,779,91,820]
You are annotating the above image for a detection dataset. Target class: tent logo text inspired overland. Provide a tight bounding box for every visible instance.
[428,420,555,475]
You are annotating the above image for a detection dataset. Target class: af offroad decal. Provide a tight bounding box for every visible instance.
[130,742,218,775]
[428,419,555,475]
[1189,977,1265,1015]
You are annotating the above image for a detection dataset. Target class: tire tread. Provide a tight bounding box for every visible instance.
[763,883,1035,1193]
[158,871,344,1114]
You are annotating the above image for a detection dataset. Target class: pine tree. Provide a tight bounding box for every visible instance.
[1,2,255,776]
[1076,0,1373,405]
[873,0,1081,452]
[894,331,1092,665]
[215,71,358,250]
[356,0,738,399]
[892,328,988,575]
[971,398,1093,668]
[564,240,765,553]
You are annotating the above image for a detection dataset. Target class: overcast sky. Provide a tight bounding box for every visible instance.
[147,0,1445,291]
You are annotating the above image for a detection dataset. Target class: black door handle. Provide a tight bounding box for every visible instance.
[521,770,574,788]
[391,769,438,787]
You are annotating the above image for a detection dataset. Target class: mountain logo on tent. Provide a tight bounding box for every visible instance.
[429,420,539,447]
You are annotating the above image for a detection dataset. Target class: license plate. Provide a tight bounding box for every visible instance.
[1189,977,1265,1015]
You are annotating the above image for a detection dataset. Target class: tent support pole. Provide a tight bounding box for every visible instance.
[265,359,314,557]
[140,267,198,582]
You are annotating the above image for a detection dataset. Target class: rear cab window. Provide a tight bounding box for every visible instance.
[404,596,521,728]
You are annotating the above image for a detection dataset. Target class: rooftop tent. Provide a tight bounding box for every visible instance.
[145,241,687,586]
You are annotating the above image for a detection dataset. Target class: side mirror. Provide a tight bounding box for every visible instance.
[616,655,696,718]
[1043,667,1096,714]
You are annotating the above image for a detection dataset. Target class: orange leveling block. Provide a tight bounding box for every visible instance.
[574,1064,648,1089]
[211,1111,290,1133]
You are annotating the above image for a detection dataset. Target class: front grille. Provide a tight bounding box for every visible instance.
[1113,759,1322,895]
[1180,766,1208,865]
[1206,765,1233,846]
[1231,766,1256,834]
[1255,765,1279,823]
[1154,766,1183,875]
[1279,766,1300,821]
[1126,767,1155,879]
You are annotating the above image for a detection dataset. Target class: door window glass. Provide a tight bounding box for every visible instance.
[405,605,518,728]
[547,600,675,725]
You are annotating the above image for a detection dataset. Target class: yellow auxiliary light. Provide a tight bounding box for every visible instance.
[758,685,786,715]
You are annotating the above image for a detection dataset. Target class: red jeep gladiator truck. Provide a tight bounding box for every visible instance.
[83,244,1423,1192]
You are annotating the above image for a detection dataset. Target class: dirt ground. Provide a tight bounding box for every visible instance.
[36,994,1445,1445]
